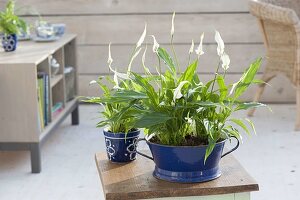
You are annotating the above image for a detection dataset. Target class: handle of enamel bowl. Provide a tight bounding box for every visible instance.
[221,136,240,158]
[135,138,154,161]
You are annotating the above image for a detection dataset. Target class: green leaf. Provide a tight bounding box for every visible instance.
[229,118,250,136]
[252,79,271,86]
[224,126,242,140]
[113,90,147,99]
[216,75,227,101]
[204,141,216,163]
[234,102,267,111]
[232,58,262,100]
[135,112,173,128]
[157,47,176,74]
[130,72,159,106]
[178,60,198,83]
[245,118,257,135]
[164,70,176,89]
[194,101,225,108]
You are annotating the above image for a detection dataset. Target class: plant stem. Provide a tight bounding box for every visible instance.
[127,47,137,71]
[210,60,221,94]
[223,69,227,79]
[187,53,191,67]
[156,54,163,94]
[171,36,180,73]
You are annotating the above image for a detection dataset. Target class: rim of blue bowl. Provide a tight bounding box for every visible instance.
[103,128,141,139]
[144,135,226,148]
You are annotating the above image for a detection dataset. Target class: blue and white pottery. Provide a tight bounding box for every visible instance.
[2,34,17,52]
[52,23,66,37]
[136,136,239,183]
[103,129,140,163]
[35,26,55,39]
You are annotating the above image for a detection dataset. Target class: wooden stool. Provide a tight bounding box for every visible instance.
[95,152,259,200]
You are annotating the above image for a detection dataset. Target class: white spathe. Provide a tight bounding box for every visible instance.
[189,39,194,54]
[136,23,147,48]
[150,35,159,53]
[171,12,175,37]
[173,81,190,102]
[195,33,204,56]
[215,31,225,56]
[221,53,230,70]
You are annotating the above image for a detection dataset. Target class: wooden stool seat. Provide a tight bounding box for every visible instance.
[95,151,259,200]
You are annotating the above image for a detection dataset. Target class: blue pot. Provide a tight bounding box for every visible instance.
[103,129,140,163]
[136,137,239,183]
[2,34,17,52]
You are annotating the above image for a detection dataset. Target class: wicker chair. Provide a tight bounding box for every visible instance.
[248,0,300,130]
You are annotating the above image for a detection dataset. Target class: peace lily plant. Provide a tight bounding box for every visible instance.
[85,12,266,178]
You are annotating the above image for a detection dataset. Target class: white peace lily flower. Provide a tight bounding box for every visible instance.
[173,81,190,102]
[215,31,224,56]
[112,72,121,89]
[109,66,130,80]
[185,116,193,125]
[136,23,147,48]
[189,39,194,54]
[107,43,113,66]
[196,107,204,113]
[221,53,230,70]
[171,12,175,37]
[142,45,152,74]
[115,71,130,80]
[89,80,97,85]
[150,35,159,53]
[128,47,142,71]
[195,33,204,56]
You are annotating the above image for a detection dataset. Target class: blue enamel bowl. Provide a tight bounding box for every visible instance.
[136,137,239,183]
[103,129,140,163]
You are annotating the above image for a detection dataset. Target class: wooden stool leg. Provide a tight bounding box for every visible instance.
[247,74,275,117]
[295,87,300,131]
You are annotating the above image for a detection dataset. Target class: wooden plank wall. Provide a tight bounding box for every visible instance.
[2,0,296,102]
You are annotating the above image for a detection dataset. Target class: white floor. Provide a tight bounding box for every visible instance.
[0,104,299,200]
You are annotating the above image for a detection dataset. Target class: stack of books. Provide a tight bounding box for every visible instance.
[52,102,64,119]
[37,72,49,131]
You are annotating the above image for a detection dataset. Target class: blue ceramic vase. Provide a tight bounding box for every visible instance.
[136,136,239,183]
[2,34,17,52]
[103,129,140,163]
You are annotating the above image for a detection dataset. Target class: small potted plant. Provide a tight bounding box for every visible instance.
[102,13,267,182]
[83,26,148,162]
[0,0,27,52]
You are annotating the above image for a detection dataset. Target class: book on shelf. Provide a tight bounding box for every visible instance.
[37,83,44,130]
[52,102,64,119]
[37,72,50,130]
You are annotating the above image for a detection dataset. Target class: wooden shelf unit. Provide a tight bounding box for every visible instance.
[0,34,79,173]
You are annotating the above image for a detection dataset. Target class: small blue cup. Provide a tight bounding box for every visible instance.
[2,34,17,52]
[103,129,140,163]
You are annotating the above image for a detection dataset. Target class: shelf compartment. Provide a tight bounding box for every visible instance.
[50,74,63,88]
[39,98,78,141]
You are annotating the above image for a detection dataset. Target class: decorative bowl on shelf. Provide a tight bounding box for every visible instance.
[50,57,60,76]
[52,23,66,37]
[35,26,55,39]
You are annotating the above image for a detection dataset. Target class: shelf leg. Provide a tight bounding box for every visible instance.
[30,143,41,173]
[71,106,79,125]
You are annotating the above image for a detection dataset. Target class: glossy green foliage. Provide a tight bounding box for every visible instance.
[0,0,27,35]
